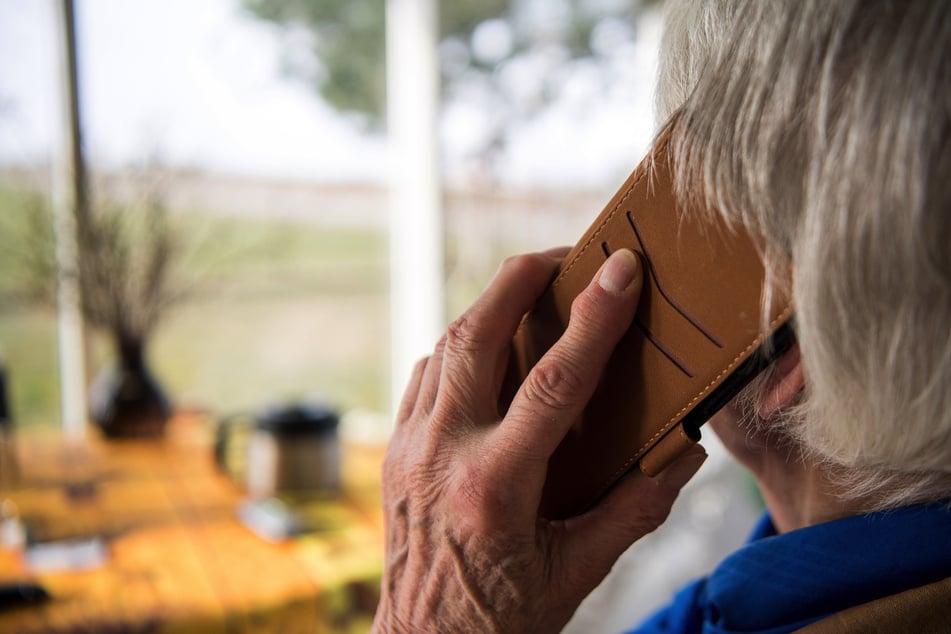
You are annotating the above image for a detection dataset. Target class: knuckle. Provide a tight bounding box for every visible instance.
[451,459,510,531]
[569,290,609,329]
[639,506,673,534]
[498,254,523,271]
[570,263,638,324]
[429,397,472,435]
[490,436,544,471]
[445,313,488,357]
[499,252,550,278]
[522,357,585,411]
[627,485,677,532]
[498,253,529,273]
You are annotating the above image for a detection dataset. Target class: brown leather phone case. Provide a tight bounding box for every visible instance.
[504,128,794,520]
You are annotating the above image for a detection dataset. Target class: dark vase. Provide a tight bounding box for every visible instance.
[89,338,171,439]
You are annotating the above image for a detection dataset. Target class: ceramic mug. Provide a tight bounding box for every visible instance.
[215,403,341,500]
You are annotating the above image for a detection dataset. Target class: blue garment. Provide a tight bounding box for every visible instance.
[630,501,951,634]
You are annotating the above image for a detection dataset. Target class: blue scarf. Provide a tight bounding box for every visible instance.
[630,501,951,634]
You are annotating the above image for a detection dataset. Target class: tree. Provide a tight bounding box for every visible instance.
[243,0,655,166]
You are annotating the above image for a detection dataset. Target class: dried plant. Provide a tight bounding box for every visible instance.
[78,185,182,346]
[0,169,184,349]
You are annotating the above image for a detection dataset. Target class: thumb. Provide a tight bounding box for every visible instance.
[556,446,707,591]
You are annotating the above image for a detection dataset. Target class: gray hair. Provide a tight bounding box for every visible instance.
[657,0,951,509]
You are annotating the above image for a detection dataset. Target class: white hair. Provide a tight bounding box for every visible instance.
[657,0,951,509]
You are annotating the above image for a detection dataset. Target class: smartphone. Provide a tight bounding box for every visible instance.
[503,128,795,520]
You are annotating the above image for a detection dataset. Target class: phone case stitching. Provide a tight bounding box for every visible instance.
[591,302,794,499]
[550,163,652,288]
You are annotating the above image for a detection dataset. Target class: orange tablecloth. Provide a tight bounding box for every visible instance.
[0,415,385,633]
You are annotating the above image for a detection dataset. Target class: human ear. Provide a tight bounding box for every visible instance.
[756,343,805,419]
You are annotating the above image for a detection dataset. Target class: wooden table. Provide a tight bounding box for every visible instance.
[0,415,385,633]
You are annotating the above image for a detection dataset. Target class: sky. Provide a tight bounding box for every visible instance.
[0,0,660,189]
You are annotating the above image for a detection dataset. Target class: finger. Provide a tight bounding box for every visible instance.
[395,356,429,426]
[433,252,562,425]
[413,336,447,418]
[557,446,707,592]
[542,245,571,259]
[498,249,643,463]
[485,246,570,401]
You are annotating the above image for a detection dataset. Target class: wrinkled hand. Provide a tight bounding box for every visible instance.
[372,249,707,633]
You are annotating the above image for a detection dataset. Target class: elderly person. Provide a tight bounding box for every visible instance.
[371,0,951,632]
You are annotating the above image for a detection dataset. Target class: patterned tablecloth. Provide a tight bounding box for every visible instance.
[0,414,385,633]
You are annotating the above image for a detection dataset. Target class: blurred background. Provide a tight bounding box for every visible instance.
[0,0,762,631]
[1,0,662,432]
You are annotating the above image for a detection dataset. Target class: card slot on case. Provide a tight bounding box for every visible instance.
[503,124,794,519]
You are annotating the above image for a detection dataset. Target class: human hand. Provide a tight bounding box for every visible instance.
[372,249,707,633]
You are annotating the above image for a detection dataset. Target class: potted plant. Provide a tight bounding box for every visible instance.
[81,184,181,438]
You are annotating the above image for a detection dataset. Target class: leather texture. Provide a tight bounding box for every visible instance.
[504,127,793,519]
[794,576,951,633]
